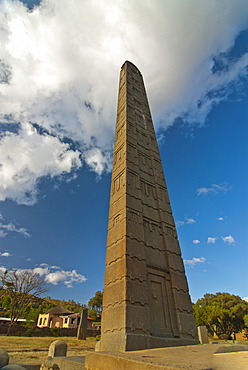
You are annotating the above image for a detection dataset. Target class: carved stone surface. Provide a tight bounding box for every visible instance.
[97,61,199,351]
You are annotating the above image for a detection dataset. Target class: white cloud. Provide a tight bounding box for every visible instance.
[0,214,31,237]
[0,122,82,205]
[0,230,7,238]
[207,237,217,244]
[184,257,206,268]
[0,266,7,275]
[45,271,67,285]
[0,252,12,257]
[185,217,196,224]
[197,183,231,196]
[0,263,87,288]
[0,0,247,204]
[84,148,112,175]
[33,266,50,276]
[176,217,196,227]
[33,264,87,287]
[193,240,200,244]
[243,297,248,302]
[217,217,224,221]
[176,220,185,227]
[222,235,236,245]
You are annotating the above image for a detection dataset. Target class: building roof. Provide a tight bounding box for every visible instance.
[0,317,27,322]
[60,313,80,318]
[45,305,73,315]
[60,313,93,320]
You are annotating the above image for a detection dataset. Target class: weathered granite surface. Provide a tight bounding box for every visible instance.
[98,61,199,351]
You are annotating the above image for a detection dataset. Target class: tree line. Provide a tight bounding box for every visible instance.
[1,269,247,339]
[193,292,248,339]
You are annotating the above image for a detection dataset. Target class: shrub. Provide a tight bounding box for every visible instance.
[50,327,58,337]
[219,334,229,340]
[34,328,42,336]
[26,328,33,337]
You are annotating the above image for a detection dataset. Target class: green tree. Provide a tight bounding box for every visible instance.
[193,292,248,338]
[64,299,86,314]
[25,307,41,327]
[2,295,11,311]
[0,269,49,334]
[88,291,103,322]
[244,314,248,326]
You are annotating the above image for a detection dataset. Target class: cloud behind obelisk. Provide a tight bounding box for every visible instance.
[0,0,247,204]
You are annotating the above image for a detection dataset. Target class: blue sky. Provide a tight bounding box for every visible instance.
[0,0,247,305]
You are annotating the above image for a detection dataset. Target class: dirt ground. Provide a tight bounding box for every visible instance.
[1,336,247,369]
[0,335,96,365]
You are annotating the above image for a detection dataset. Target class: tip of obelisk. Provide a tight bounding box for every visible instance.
[121,60,141,74]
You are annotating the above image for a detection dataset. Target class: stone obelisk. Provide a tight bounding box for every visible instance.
[97,61,199,351]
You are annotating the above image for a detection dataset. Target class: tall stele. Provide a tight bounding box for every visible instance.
[97,61,199,351]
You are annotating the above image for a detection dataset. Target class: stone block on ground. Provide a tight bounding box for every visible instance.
[198,325,209,344]
[0,348,9,368]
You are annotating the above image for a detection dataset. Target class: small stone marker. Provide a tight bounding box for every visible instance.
[77,308,88,340]
[0,348,9,368]
[48,340,67,357]
[198,326,209,344]
[77,312,83,339]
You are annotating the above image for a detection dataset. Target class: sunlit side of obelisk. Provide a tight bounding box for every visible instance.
[97,61,199,351]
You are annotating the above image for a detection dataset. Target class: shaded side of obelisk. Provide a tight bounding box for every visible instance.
[97,61,199,351]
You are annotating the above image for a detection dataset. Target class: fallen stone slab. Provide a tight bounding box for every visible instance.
[48,355,86,370]
[85,352,181,370]
[16,365,41,370]
[214,344,248,354]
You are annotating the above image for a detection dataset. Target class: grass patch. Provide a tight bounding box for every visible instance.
[0,336,96,365]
